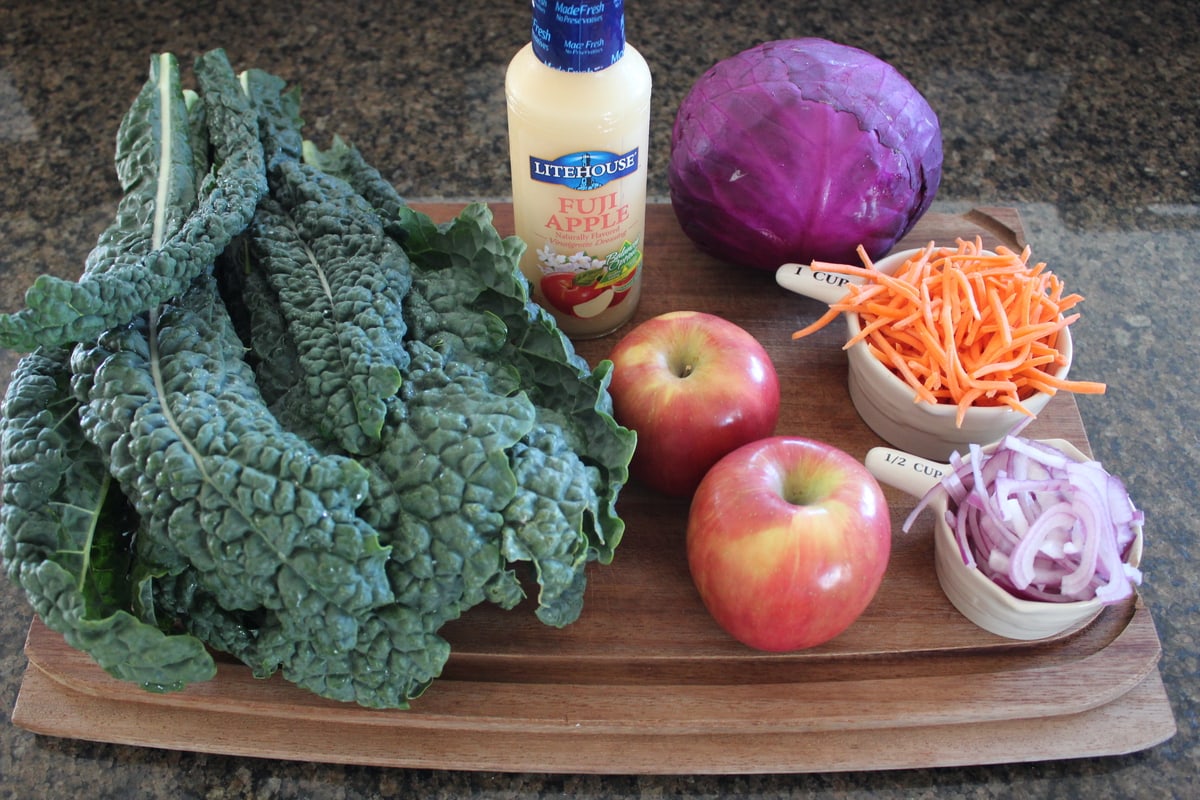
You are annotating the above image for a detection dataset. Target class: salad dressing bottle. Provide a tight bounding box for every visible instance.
[505,0,652,338]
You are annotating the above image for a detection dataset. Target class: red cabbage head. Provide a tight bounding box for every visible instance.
[668,38,943,270]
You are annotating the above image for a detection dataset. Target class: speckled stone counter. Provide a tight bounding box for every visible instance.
[1,1,1196,797]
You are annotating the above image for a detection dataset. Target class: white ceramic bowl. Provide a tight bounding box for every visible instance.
[845,248,1073,462]
[867,439,1144,641]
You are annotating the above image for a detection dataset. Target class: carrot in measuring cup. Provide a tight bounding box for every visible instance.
[791,238,1107,425]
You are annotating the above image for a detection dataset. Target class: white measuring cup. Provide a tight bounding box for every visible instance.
[865,439,1143,640]
[775,251,1072,462]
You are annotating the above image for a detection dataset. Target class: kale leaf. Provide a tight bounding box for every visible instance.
[247,161,412,455]
[0,49,266,352]
[0,347,216,691]
[71,271,395,654]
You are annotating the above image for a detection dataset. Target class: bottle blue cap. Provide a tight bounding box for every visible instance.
[531,0,626,73]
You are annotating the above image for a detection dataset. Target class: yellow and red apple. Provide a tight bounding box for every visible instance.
[686,436,892,651]
[606,311,781,497]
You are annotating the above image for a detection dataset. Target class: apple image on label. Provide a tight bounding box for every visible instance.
[541,271,635,318]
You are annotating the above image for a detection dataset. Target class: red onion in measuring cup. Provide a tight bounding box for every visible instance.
[903,436,1143,605]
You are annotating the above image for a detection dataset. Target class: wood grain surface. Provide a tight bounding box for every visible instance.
[12,204,1176,774]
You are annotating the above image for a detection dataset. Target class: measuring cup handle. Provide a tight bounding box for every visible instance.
[865,446,952,499]
[775,262,864,305]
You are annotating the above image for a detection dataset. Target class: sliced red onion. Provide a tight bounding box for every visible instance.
[903,435,1144,604]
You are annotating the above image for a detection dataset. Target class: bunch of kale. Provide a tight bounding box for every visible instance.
[0,50,635,708]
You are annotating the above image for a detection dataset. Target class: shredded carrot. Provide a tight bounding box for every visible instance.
[791,238,1106,425]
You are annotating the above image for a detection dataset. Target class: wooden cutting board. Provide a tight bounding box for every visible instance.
[12,204,1177,774]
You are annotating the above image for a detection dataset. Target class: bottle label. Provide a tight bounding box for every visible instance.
[529,147,639,190]
[523,150,644,323]
[532,0,626,72]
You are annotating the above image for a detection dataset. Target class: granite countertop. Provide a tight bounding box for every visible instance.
[1,1,1196,797]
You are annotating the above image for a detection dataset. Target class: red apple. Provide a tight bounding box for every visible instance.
[687,436,891,651]
[540,270,636,319]
[607,311,781,497]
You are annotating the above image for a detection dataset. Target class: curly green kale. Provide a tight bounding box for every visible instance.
[0,54,637,710]
[356,336,534,619]
[396,206,633,624]
[0,347,216,692]
[298,134,635,622]
[239,67,305,170]
[70,272,398,675]
[301,135,410,246]
[246,160,412,455]
[392,201,634,568]
[0,49,266,352]
[62,259,468,705]
[69,272,447,708]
